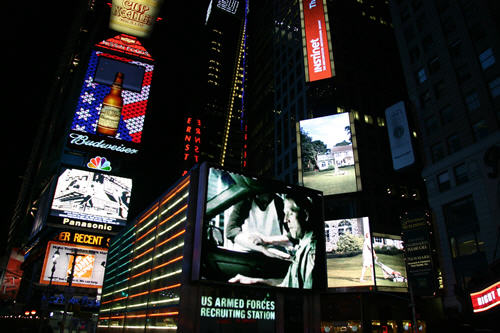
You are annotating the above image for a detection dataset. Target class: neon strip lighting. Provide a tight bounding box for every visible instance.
[136,204,159,227]
[131,257,152,270]
[158,217,186,238]
[134,204,186,249]
[161,192,189,217]
[132,227,185,263]
[130,256,183,280]
[155,230,186,249]
[109,227,136,250]
[127,302,148,308]
[148,311,179,317]
[132,246,154,261]
[150,283,181,294]
[152,269,182,281]
[97,326,177,330]
[103,283,181,305]
[136,217,186,253]
[154,244,184,261]
[148,297,180,305]
[160,178,190,206]
[145,326,177,330]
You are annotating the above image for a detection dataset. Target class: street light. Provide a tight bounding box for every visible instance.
[49,249,60,287]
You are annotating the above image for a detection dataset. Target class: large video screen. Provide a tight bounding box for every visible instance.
[299,113,360,195]
[39,241,108,289]
[50,168,132,226]
[372,233,408,292]
[69,50,153,144]
[198,167,325,289]
[324,217,373,288]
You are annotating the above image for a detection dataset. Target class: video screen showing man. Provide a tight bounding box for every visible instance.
[201,168,324,289]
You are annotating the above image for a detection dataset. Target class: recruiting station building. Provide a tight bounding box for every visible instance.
[97,162,326,332]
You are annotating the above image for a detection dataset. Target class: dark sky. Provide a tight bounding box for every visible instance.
[1,1,210,246]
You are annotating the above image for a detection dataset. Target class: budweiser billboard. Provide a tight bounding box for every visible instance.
[300,0,334,82]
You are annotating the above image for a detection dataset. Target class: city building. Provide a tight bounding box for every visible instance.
[390,0,500,328]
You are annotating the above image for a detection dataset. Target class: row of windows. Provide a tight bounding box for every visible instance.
[436,162,468,192]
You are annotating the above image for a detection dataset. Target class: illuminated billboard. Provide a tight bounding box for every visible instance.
[372,233,408,292]
[68,37,154,156]
[195,167,326,290]
[39,241,107,289]
[324,217,373,288]
[385,101,415,170]
[109,0,164,38]
[299,0,334,82]
[49,168,132,226]
[298,113,361,195]
[470,281,500,313]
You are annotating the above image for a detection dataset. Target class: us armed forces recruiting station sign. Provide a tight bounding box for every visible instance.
[199,288,276,333]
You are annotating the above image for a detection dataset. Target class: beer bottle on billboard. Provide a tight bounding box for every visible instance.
[97,72,124,136]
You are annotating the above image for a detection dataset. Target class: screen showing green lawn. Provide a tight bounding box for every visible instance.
[372,233,408,292]
[324,217,374,288]
[298,113,359,195]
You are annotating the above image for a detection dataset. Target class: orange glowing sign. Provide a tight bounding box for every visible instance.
[68,254,95,279]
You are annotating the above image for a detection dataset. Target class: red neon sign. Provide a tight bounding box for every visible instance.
[182,117,202,176]
[302,0,333,82]
[470,281,500,313]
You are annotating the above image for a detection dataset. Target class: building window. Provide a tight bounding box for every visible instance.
[434,80,446,99]
[443,196,482,257]
[488,76,500,98]
[419,90,431,109]
[417,68,427,83]
[409,46,421,64]
[424,115,440,134]
[456,64,471,83]
[431,142,445,162]
[479,48,495,70]
[472,120,489,140]
[439,105,454,124]
[453,163,468,185]
[449,39,462,57]
[437,171,451,192]
[428,57,441,74]
[465,91,480,111]
[447,134,461,153]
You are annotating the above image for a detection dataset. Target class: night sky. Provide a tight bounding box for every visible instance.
[1,1,210,248]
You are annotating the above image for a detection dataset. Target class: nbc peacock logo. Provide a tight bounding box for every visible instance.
[87,156,112,172]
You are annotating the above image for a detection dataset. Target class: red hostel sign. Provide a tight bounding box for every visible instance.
[301,0,333,82]
[470,281,500,313]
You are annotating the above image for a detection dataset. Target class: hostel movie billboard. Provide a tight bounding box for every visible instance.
[39,241,108,289]
[372,233,408,292]
[324,217,374,288]
[49,168,132,227]
[195,167,326,290]
[298,113,361,196]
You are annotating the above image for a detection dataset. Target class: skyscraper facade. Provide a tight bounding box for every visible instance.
[390,0,500,325]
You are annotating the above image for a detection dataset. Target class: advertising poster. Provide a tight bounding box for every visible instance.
[401,210,436,296]
[385,101,415,170]
[198,167,325,289]
[68,47,153,155]
[299,113,359,196]
[199,285,276,333]
[39,241,108,288]
[372,233,408,292]
[50,168,132,226]
[300,0,334,82]
[0,249,24,300]
[324,217,374,288]
[109,0,164,38]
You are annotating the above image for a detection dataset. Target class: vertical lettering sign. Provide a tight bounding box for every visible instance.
[301,0,334,82]
[470,281,500,313]
[182,117,202,176]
